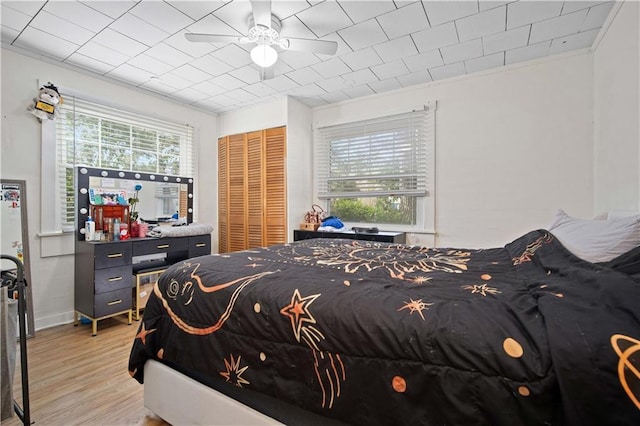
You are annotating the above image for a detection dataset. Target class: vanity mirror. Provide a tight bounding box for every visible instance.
[75,167,194,240]
[0,179,35,338]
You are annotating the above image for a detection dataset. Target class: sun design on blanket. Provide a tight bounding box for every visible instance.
[610,334,640,410]
[154,262,279,336]
[219,354,250,388]
[512,233,553,265]
[277,240,470,280]
[280,289,346,409]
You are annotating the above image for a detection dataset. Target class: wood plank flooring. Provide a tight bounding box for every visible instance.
[3,315,169,426]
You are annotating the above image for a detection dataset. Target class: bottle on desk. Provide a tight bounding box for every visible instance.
[114,218,121,241]
[85,216,95,241]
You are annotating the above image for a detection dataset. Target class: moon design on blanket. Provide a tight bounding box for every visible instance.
[273,240,470,279]
[154,262,279,336]
[610,334,640,410]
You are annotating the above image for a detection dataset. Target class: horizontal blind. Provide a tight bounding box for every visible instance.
[55,96,194,228]
[315,108,433,199]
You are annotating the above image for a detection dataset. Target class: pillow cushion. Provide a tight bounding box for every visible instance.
[598,245,640,275]
[548,209,640,263]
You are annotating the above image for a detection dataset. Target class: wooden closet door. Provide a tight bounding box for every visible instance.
[218,137,229,252]
[246,130,265,248]
[227,134,247,252]
[264,127,286,246]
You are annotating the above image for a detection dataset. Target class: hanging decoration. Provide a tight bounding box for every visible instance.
[27,82,63,121]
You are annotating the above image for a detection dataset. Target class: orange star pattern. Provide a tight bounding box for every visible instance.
[398,299,433,320]
[219,354,250,388]
[280,289,321,343]
[135,322,156,345]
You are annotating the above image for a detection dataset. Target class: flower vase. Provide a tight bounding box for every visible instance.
[130,221,140,238]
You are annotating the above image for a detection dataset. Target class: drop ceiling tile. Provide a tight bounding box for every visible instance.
[312,58,352,78]
[109,13,170,46]
[561,1,607,15]
[403,50,444,73]
[223,88,258,103]
[167,0,226,21]
[338,18,388,51]
[341,48,383,71]
[272,1,313,20]
[272,60,294,75]
[264,75,300,91]
[507,1,563,29]
[316,76,349,92]
[185,13,243,37]
[280,15,321,39]
[195,97,224,110]
[155,73,193,91]
[65,53,115,74]
[429,62,467,81]
[581,2,615,31]
[529,9,589,44]
[30,10,95,45]
[129,1,194,34]
[373,35,418,62]
[107,64,155,85]
[210,44,253,68]
[371,60,410,80]
[298,97,327,108]
[140,78,179,94]
[377,2,429,39]
[505,41,551,65]
[210,93,238,107]
[14,27,79,60]
[190,80,228,97]
[164,31,219,59]
[1,4,32,32]
[243,81,278,98]
[229,65,263,84]
[483,25,530,55]
[342,84,375,98]
[44,1,113,32]
[288,84,326,98]
[296,1,353,38]
[210,1,253,35]
[423,1,478,26]
[548,28,600,54]
[479,1,510,12]
[342,68,379,85]
[144,43,193,68]
[287,67,324,85]
[465,51,504,73]
[210,73,247,91]
[338,0,396,23]
[127,54,174,75]
[369,78,402,93]
[76,41,131,66]
[1,27,19,44]
[81,1,136,19]
[397,70,433,87]
[92,28,148,56]
[319,32,355,56]
[172,87,212,103]
[440,38,483,64]
[171,64,213,83]
[278,50,322,69]
[456,6,506,42]
[411,22,459,52]
[321,90,351,104]
[2,1,46,16]
[191,54,234,77]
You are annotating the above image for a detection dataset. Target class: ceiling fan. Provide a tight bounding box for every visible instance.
[185,0,338,79]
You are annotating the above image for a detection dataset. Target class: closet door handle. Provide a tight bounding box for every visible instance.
[157,244,169,249]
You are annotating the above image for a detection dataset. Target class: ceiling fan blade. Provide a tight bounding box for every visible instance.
[250,0,272,28]
[185,33,242,44]
[284,38,338,56]
[260,66,275,81]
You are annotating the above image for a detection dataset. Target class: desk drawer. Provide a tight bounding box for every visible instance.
[95,265,133,294]
[94,242,132,269]
[94,288,132,317]
[133,237,188,256]
[189,235,211,258]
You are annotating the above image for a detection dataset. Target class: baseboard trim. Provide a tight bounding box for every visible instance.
[34,311,74,332]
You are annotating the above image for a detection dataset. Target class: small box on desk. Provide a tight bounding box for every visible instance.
[300,222,320,231]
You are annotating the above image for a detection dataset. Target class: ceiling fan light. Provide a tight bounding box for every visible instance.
[251,44,278,67]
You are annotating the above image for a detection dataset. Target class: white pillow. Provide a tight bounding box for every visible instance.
[548,209,640,263]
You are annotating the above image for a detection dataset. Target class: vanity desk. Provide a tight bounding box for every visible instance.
[73,166,209,336]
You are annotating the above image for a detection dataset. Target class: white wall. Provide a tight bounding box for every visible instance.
[593,1,640,214]
[313,52,594,248]
[1,48,218,330]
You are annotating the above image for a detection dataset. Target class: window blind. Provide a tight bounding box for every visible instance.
[315,108,433,199]
[55,96,194,228]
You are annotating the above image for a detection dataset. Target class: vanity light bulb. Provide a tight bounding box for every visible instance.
[101,171,108,177]
[80,168,88,174]
[80,208,88,215]
[150,175,155,180]
[188,208,193,213]
[119,172,125,178]
[188,193,193,198]
[163,176,169,181]
[176,178,181,182]
[80,188,88,194]
[135,173,141,179]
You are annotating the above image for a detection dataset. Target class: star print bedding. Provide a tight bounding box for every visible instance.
[128,230,640,425]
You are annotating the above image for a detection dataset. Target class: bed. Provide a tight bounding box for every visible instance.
[128,226,640,425]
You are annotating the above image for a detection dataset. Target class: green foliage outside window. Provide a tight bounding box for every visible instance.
[330,196,416,225]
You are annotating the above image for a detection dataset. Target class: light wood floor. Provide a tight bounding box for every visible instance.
[4,315,169,426]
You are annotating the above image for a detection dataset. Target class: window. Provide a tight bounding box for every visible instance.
[315,104,435,230]
[54,97,193,230]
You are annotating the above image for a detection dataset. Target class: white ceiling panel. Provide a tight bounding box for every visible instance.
[3,0,616,114]
[376,2,430,39]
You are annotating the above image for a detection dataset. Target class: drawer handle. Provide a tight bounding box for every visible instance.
[108,276,123,282]
[157,244,170,249]
[107,299,123,306]
[107,253,123,258]
[195,243,206,247]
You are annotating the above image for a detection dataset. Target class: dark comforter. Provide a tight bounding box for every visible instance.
[129,230,640,425]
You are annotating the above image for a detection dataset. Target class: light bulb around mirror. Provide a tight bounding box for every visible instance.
[251,44,278,68]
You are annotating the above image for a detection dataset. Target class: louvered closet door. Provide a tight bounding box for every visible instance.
[246,130,265,248]
[264,127,286,246]
[227,134,247,252]
[218,137,229,252]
